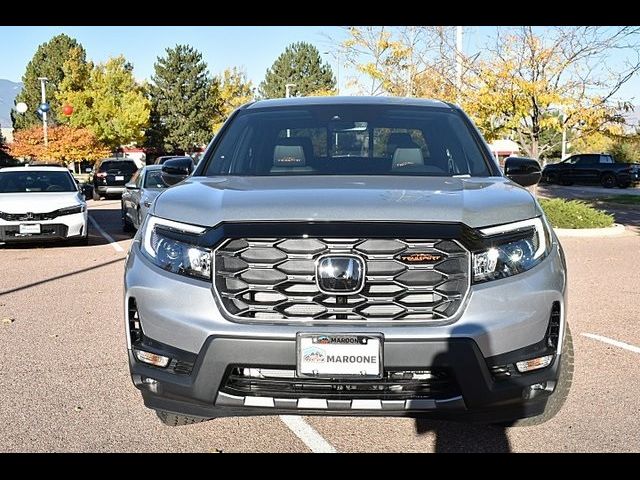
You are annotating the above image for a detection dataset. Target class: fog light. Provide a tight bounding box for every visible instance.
[134,349,170,368]
[516,354,553,373]
[142,377,159,393]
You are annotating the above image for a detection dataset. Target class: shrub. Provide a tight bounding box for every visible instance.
[539,198,614,229]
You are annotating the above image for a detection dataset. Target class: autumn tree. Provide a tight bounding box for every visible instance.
[147,45,214,154]
[340,26,461,99]
[12,34,87,130]
[61,56,150,150]
[211,67,254,132]
[259,42,335,98]
[9,125,109,164]
[463,27,640,159]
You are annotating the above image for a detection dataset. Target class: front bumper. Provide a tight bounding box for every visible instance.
[125,235,567,421]
[0,212,88,242]
[130,335,563,422]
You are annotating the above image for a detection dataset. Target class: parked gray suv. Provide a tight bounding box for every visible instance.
[124,97,572,427]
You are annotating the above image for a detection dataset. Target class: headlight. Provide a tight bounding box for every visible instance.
[141,216,211,281]
[58,204,86,215]
[473,217,552,283]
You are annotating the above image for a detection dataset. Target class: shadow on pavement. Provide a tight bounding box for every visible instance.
[0,257,125,297]
[414,419,510,453]
[88,206,136,244]
[413,322,512,453]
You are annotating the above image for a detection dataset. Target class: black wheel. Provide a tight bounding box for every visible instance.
[560,177,574,186]
[616,181,630,189]
[155,410,210,427]
[122,204,134,232]
[601,173,616,188]
[543,172,558,184]
[501,325,574,427]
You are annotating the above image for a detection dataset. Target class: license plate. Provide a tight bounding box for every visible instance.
[297,333,382,378]
[115,175,125,181]
[19,224,41,234]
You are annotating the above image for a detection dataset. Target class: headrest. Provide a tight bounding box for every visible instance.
[387,132,419,153]
[392,147,425,169]
[273,137,313,167]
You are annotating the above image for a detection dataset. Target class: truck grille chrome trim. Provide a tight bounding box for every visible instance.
[213,236,470,323]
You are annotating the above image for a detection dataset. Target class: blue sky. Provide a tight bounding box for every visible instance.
[0,26,638,101]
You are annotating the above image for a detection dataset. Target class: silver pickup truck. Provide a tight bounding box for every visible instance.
[124,96,571,427]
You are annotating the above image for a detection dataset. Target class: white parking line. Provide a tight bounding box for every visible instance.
[88,215,124,253]
[279,415,337,453]
[582,333,640,354]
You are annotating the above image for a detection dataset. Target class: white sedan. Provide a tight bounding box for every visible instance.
[0,166,89,245]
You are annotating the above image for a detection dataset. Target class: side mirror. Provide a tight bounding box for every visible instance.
[125,182,138,190]
[504,157,542,187]
[161,157,194,186]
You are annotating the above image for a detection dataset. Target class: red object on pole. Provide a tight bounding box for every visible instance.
[62,104,74,116]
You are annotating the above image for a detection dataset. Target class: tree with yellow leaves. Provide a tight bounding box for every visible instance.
[211,67,255,133]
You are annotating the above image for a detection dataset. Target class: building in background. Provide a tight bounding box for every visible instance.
[489,139,520,168]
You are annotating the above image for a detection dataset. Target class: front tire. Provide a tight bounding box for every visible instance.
[155,410,210,427]
[601,173,616,188]
[122,204,134,233]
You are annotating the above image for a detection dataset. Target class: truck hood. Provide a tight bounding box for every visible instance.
[0,192,84,214]
[153,176,539,229]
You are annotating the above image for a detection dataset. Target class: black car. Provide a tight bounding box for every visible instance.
[542,153,640,188]
[154,155,194,166]
[91,158,140,200]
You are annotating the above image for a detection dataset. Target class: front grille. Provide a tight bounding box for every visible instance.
[0,224,68,241]
[221,367,459,400]
[214,237,470,322]
[0,208,75,221]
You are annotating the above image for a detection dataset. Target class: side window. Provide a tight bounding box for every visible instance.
[599,155,614,164]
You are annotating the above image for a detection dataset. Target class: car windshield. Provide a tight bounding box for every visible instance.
[204,105,493,177]
[144,170,169,189]
[0,171,77,193]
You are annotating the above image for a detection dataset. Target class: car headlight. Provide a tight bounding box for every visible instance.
[473,217,552,283]
[58,204,86,215]
[141,216,211,281]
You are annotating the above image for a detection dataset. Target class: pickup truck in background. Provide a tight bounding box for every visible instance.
[541,153,640,188]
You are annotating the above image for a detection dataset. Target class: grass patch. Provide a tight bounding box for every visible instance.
[539,198,615,229]
[595,195,640,206]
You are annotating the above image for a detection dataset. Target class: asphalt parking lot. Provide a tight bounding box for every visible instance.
[1,199,639,452]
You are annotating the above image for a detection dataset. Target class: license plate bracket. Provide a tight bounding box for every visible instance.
[296,333,383,379]
[19,223,41,235]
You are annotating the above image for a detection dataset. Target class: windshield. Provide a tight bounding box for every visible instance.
[0,171,77,193]
[204,105,493,177]
[144,170,169,189]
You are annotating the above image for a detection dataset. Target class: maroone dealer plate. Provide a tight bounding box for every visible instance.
[297,333,383,378]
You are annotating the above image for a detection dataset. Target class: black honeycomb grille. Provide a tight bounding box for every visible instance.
[214,237,469,322]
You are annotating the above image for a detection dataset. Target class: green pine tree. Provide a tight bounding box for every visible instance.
[147,45,215,154]
[259,42,335,99]
[12,34,87,130]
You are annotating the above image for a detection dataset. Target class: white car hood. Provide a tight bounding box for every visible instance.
[0,192,84,214]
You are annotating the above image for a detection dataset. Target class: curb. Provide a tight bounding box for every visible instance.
[553,223,626,238]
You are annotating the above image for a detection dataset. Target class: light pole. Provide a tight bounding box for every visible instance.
[285,83,297,98]
[561,109,568,160]
[38,77,49,147]
[455,26,463,104]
